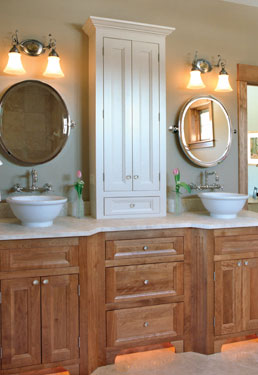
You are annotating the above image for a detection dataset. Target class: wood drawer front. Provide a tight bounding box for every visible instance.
[106,303,184,347]
[215,235,258,256]
[106,262,184,303]
[0,246,78,271]
[106,237,183,260]
[104,197,160,216]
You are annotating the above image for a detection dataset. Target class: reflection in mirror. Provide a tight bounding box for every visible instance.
[0,80,71,165]
[178,96,232,167]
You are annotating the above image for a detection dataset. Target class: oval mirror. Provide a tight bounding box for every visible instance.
[0,80,71,165]
[178,96,232,167]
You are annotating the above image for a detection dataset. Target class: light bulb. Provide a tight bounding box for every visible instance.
[187,70,205,89]
[4,49,26,75]
[43,55,64,78]
[215,73,233,92]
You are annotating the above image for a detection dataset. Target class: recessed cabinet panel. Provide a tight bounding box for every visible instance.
[242,258,258,331]
[103,38,132,192]
[106,303,183,347]
[215,261,242,336]
[132,41,160,191]
[41,274,79,363]
[1,278,41,369]
[106,262,184,303]
[106,236,184,260]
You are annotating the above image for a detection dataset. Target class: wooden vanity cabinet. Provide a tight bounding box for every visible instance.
[192,227,258,355]
[0,238,80,375]
[104,229,192,363]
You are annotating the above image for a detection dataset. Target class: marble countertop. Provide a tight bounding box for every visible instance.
[1,210,258,240]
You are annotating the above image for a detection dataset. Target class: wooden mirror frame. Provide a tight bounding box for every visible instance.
[237,64,258,194]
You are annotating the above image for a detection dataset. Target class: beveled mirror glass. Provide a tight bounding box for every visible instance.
[178,96,232,167]
[0,80,71,165]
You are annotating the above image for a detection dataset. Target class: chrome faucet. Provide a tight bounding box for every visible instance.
[12,169,53,193]
[189,170,223,191]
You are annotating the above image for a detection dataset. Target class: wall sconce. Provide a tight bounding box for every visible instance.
[4,30,64,78]
[187,52,232,92]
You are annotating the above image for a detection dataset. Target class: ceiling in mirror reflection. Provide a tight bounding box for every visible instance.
[178,96,232,167]
[0,80,70,165]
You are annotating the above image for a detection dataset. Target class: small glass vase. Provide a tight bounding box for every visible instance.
[174,191,182,215]
[75,194,84,219]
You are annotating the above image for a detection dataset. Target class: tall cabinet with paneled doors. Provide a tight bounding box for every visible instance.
[84,17,174,218]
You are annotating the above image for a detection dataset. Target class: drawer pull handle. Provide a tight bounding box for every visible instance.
[143,246,148,251]
[143,321,149,327]
[244,260,249,266]
[32,280,39,286]
[126,175,132,180]
[143,279,149,285]
[130,203,135,208]
[133,175,139,179]
[237,261,242,267]
[42,279,49,285]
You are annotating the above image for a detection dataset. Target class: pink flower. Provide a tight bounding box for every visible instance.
[77,170,82,178]
[173,168,179,176]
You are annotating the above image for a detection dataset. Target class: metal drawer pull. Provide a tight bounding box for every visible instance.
[133,175,139,179]
[42,279,49,285]
[143,280,149,285]
[130,203,135,208]
[244,261,248,266]
[143,246,148,251]
[126,175,131,180]
[32,280,39,285]
[143,321,149,327]
[237,261,242,267]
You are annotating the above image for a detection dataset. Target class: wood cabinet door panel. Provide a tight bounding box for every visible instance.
[215,235,258,255]
[41,274,79,363]
[1,278,41,369]
[242,258,258,331]
[132,41,160,191]
[106,262,184,303]
[0,246,78,271]
[215,261,242,336]
[106,303,183,347]
[106,237,183,260]
[103,37,132,192]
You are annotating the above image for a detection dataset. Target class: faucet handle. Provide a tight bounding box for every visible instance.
[13,183,23,192]
[43,183,53,192]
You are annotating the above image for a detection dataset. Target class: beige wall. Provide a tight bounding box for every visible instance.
[0,0,257,200]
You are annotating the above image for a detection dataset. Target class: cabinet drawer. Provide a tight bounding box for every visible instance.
[106,262,184,303]
[106,237,183,260]
[215,235,258,256]
[104,197,160,216]
[0,246,78,271]
[106,303,184,347]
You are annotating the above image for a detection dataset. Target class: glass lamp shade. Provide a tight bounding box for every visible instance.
[4,52,26,75]
[187,70,205,89]
[215,73,233,92]
[43,56,64,78]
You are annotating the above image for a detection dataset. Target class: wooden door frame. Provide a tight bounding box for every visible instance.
[238,64,258,194]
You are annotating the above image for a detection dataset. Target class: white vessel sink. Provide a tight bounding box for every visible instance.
[7,195,67,227]
[198,192,248,219]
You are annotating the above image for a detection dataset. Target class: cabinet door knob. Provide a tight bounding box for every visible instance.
[237,261,242,267]
[130,203,135,208]
[143,321,149,327]
[133,175,139,179]
[42,279,49,285]
[244,260,249,266]
[143,246,148,251]
[126,175,132,180]
[32,280,39,286]
[143,279,149,285]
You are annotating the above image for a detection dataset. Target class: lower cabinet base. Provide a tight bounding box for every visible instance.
[0,362,80,375]
[105,340,184,365]
[214,332,258,353]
